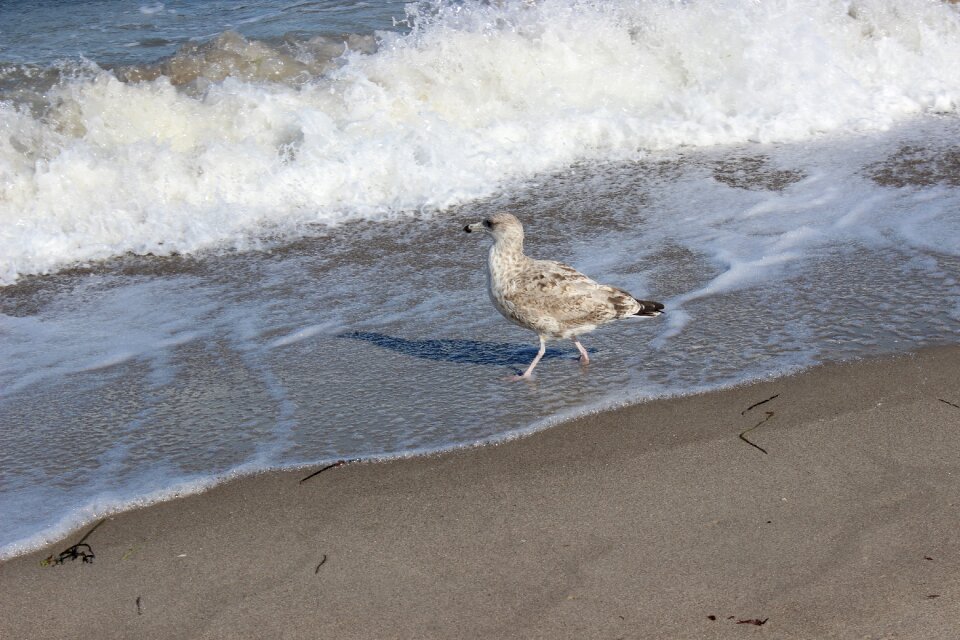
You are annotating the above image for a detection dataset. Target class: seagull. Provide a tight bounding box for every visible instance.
[464,212,664,379]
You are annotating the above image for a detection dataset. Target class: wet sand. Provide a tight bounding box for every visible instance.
[2,345,959,639]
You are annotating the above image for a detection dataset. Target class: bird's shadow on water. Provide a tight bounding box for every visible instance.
[340,331,584,368]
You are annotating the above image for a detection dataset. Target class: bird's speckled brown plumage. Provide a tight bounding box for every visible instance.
[464,212,663,379]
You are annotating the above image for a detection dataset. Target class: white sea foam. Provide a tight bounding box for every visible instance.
[0,277,217,396]
[2,0,960,283]
[139,3,165,15]
[269,321,343,348]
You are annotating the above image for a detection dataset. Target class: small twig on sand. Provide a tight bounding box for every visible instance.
[70,518,105,549]
[315,554,328,574]
[300,461,344,484]
[741,394,780,415]
[938,398,960,410]
[299,459,361,484]
[739,411,774,454]
[736,618,768,626]
[136,596,143,615]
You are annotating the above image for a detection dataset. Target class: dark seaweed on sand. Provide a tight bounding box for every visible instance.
[41,519,106,566]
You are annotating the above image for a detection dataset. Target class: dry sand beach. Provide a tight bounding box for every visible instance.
[2,345,959,639]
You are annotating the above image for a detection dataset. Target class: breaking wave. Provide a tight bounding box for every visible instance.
[2,0,960,283]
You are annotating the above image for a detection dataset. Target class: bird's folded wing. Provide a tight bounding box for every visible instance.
[507,260,639,327]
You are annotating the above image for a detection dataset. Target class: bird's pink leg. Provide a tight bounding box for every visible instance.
[514,336,546,380]
[572,338,589,364]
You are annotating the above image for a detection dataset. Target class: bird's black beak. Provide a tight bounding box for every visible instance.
[464,224,472,233]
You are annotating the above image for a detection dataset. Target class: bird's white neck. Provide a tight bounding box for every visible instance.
[487,236,527,291]
[490,233,524,259]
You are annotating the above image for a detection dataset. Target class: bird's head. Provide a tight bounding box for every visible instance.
[463,212,524,244]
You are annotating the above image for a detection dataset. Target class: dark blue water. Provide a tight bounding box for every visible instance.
[0,0,409,65]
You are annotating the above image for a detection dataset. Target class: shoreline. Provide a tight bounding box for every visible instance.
[3,344,960,638]
[0,350,815,564]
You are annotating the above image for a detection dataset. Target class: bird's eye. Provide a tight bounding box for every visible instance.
[483,219,492,228]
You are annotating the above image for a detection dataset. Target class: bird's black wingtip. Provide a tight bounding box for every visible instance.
[633,300,665,317]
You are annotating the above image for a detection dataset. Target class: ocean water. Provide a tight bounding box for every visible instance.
[1,0,959,559]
